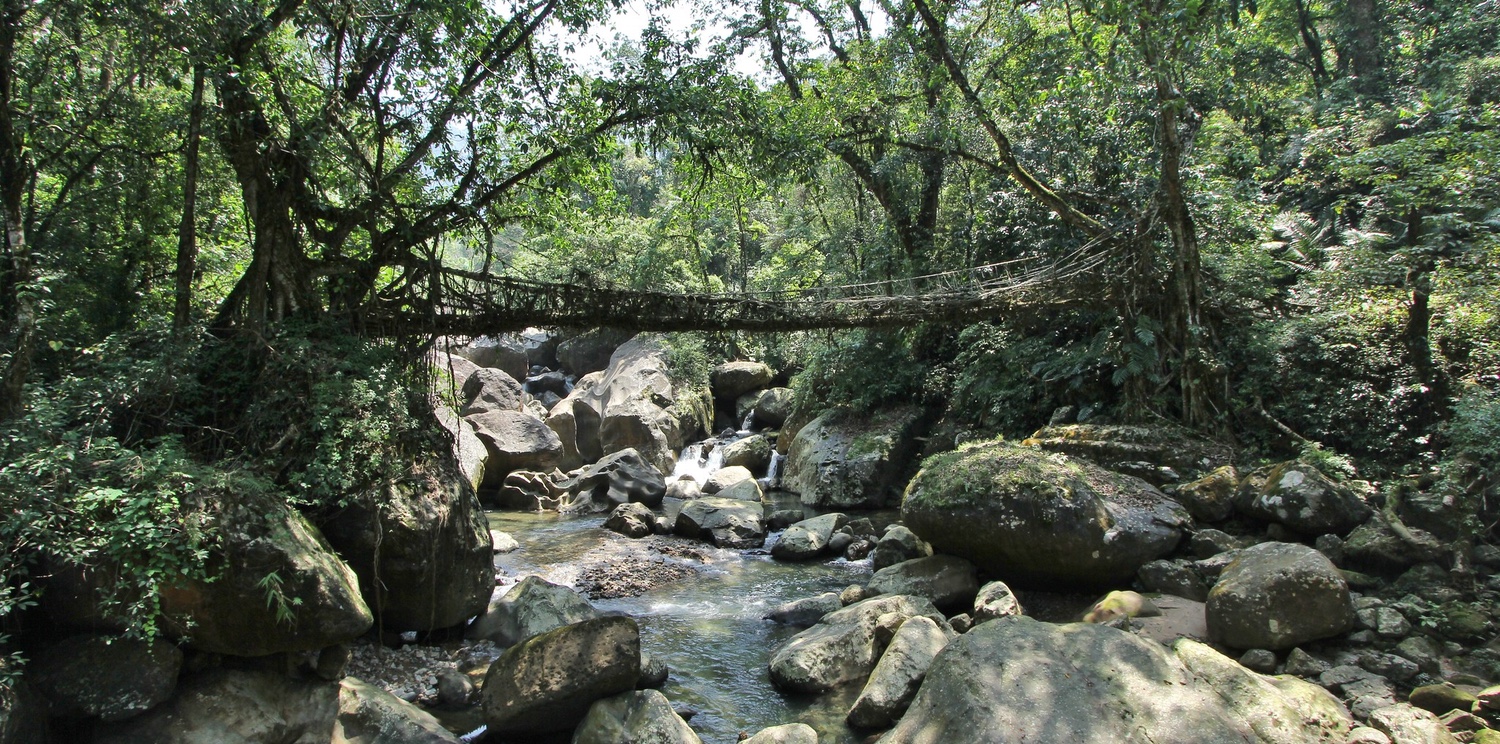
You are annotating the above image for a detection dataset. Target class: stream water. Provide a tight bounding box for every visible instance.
[486,504,874,744]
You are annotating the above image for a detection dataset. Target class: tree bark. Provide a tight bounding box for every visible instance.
[0,0,35,422]
[173,64,206,331]
[1339,0,1384,94]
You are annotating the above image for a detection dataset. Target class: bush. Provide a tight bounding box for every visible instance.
[790,329,932,414]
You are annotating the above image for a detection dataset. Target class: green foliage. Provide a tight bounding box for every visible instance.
[661,333,712,389]
[790,330,933,415]
[1439,385,1500,492]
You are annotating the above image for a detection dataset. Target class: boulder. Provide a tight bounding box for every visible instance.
[882,617,1353,744]
[459,367,525,416]
[605,502,656,539]
[333,677,459,744]
[525,370,570,398]
[772,513,847,561]
[870,526,932,571]
[704,465,754,494]
[665,478,701,502]
[712,361,774,400]
[436,404,488,493]
[481,616,641,736]
[741,723,818,744]
[158,492,372,656]
[720,434,772,471]
[466,410,564,484]
[766,593,844,627]
[901,440,1190,589]
[497,469,567,511]
[1367,703,1460,744]
[0,681,48,744]
[768,594,941,694]
[467,576,601,647]
[580,335,712,473]
[570,448,668,510]
[716,477,764,503]
[557,329,634,376]
[454,335,528,382]
[1236,462,1372,536]
[29,634,181,721]
[1138,558,1210,602]
[1173,465,1239,522]
[970,581,1024,624]
[1207,542,1354,651]
[571,689,702,744]
[1020,423,1233,481]
[95,669,339,744]
[319,453,492,631]
[866,555,979,610]
[847,616,955,729]
[674,497,766,548]
[1343,513,1446,571]
[784,407,931,509]
[521,328,560,369]
[736,387,794,430]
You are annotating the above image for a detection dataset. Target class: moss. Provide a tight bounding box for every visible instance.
[906,439,1087,511]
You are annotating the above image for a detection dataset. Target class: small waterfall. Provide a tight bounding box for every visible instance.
[670,440,725,485]
[740,409,756,432]
[759,451,785,490]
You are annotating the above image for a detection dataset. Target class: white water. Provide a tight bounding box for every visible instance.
[761,452,785,489]
[670,441,726,485]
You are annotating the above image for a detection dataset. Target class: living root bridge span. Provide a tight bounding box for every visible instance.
[365,244,1115,335]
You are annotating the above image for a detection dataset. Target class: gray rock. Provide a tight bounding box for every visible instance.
[736,388,794,429]
[767,509,805,530]
[96,669,338,744]
[902,440,1190,589]
[766,593,843,627]
[715,477,764,502]
[460,367,525,416]
[665,477,701,502]
[1344,514,1446,572]
[605,502,656,539]
[557,329,633,376]
[866,555,979,610]
[971,581,1023,624]
[570,448,667,510]
[1285,648,1333,678]
[772,513,847,561]
[637,655,669,689]
[711,361,774,400]
[826,531,854,553]
[525,370,570,397]
[768,594,941,694]
[1367,703,1459,744]
[1208,542,1354,650]
[1360,652,1420,682]
[571,689,701,744]
[1237,462,1373,537]
[436,669,474,709]
[1345,727,1393,744]
[466,576,601,647]
[741,723,817,744]
[498,469,566,511]
[839,585,870,605]
[846,616,955,730]
[582,335,712,473]
[703,466,754,494]
[869,525,931,571]
[466,410,564,483]
[1138,558,1209,601]
[335,677,460,743]
[784,407,930,509]
[436,404,488,493]
[319,451,492,631]
[1239,648,1278,674]
[719,434,772,471]
[491,530,520,553]
[481,616,641,736]
[1192,529,1244,557]
[1356,607,1413,639]
[1393,637,1443,675]
[30,634,181,721]
[844,538,875,561]
[1173,465,1239,522]
[674,497,766,548]
[883,616,1352,744]
[0,680,48,744]
[455,335,529,382]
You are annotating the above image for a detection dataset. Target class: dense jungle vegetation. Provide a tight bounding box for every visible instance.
[1,0,1497,663]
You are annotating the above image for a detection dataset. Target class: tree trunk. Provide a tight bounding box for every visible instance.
[0,0,35,422]
[1339,0,1384,94]
[1401,212,1446,434]
[173,64,206,331]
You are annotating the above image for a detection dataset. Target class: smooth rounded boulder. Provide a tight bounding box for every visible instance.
[466,409,564,483]
[870,525,932,571]
[711,361,774,400]
[765,592,843,627]
[482,616,642,736]
[866,555,979,610]
[742,723,818,744]
[466,576,602,647]
[571,689,702,744]
[605,502,656,539]
[970,580,1024,624]
[459,367,525,415]
[704,465,754,494]
[901,439,1190,589]
[1237,462,1372,536]
[1207,541,1354,651]
[771,513,847,561]
[720,434,772,471]
[454,335,528,382]
[883,616,1353,744]
[674,497,766,548]
[736,387,794,429]
[846,616,956,729]
[769,594,941,694]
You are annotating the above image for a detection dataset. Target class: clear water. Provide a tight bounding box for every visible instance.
[487,509,872,744]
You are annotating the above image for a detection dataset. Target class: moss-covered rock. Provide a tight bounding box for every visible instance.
[784,406,931,509]
[901,439,1189,589]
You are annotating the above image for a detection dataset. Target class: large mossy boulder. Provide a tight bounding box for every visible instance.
[435,404,488,493]
[783,406,931,509]
[481,616,641,736]
[466,575,602,647]
[768,594,941,694]
[736,387,794,429]
[1207,542,1354,651]
[1236,462,1373,537]
[576,335,712,474]
[901,440,1190,589]
[160,491,373,657]
[95,669,340,744]
[883,617,1353,744]
[1021,423,1233,482]
[319,452,492,632]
